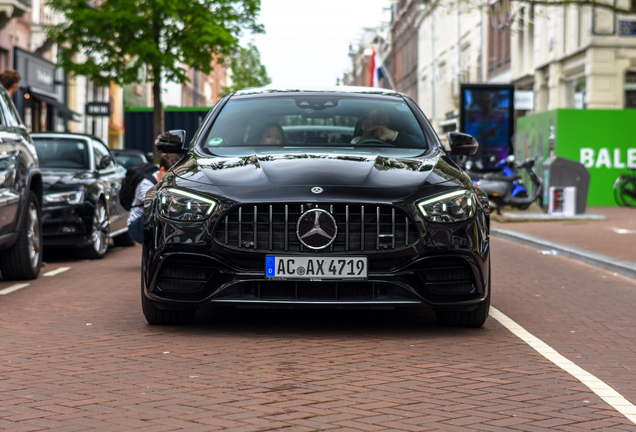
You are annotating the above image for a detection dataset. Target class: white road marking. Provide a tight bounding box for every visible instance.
[611,227,636,235]
[490,307,636,424]
[43,267,71,277]
[0,283,30,295]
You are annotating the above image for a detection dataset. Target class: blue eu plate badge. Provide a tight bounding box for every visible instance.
[265,256,276,277]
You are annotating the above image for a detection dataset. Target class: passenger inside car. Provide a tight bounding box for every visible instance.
[352,110,420,147]
[258,122,286,145]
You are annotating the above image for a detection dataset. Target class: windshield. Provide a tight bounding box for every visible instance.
[201,95,428,152]
[114,153,146,169]
[33,138,90,170]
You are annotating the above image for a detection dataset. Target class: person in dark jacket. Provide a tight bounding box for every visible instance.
[127,153,180,244]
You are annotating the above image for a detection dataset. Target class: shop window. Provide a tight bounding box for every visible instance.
[566,77,586,109]
[625,72,636,109]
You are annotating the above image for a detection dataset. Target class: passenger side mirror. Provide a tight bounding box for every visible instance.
[97,155,113,170]
[447,132,478,156]
[155,129,188,154]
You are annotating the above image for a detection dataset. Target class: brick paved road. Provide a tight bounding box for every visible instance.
[0,239,635,431]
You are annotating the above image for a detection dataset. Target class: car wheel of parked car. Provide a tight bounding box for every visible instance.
[0,192,43,280]
[113,232,136,247]
[141,263,196,325]
[435,273,491,328]
[84,200,110,259]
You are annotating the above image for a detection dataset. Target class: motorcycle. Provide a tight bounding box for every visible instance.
[464,155,543,214]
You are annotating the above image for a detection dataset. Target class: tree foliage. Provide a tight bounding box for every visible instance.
[46,0,264,141]
[47,0,263,86]
[222,43,271,95]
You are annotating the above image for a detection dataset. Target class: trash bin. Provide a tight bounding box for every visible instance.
[542,156,590,214]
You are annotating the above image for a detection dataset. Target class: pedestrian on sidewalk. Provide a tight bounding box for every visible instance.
[0,70,21,97]
[127,153,180,244]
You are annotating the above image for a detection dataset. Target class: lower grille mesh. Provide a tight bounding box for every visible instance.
[418,258,476,294]
[215,281,418,302]
[156,256,216,292]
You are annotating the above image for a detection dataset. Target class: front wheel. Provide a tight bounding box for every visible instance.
[141,255,196,325]
[436,270,491,328]
[0,192,43,280]
[83,200,110,259]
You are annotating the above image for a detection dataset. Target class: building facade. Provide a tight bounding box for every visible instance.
[511,3,636,111]
[416,0,485,137]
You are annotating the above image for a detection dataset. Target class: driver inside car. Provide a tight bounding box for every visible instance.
[352,109,419,147]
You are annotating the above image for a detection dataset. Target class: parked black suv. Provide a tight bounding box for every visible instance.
[0,86,43,280]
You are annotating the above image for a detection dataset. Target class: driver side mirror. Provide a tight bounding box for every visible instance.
[155,129,188,154]
[97,155,113,170]
[447,132,478,156]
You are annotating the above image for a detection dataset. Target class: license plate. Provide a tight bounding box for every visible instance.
[265,256,367,280]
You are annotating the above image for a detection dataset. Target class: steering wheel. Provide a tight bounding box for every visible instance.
[355,138,389,146]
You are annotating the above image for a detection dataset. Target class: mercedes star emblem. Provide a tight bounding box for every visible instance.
[296,209,338,250]
[311,187,323,194]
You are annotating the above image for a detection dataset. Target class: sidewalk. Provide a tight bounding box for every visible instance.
[491,205,636,278]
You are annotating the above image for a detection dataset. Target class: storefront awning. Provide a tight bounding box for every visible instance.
[27,87,83,123]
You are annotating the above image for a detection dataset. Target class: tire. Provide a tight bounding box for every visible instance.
[618,177,636,208]
[614,178,626,207]
[141,257,196,325]
[113,231,136,247]
[0,191,43,280]
[435,270,491,328]
[83,200,110,259]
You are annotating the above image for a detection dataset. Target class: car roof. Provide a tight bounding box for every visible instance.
[111,149,145,154]
[31,132,105,144]
[232,85,404,98]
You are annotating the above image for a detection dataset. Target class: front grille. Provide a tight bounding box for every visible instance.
[214,281,419,302]
[215,204,417,253]
[417,258,476,294]
[156,255,216,292]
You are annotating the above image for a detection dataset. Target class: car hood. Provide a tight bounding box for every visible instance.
[174,150,462,186]
[41,169,95,192]
[168,150,467,203]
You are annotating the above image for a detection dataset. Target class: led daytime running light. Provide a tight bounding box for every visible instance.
[166,188,216,214]
[418,190,467,216]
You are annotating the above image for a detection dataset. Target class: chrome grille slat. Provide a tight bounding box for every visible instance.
[269,205,273,251]
[238,207,242,247]
[345,205,349,252]
[376,206,380,251]
[217,203,415,253]
[285,205,289,251]
[392,209,396,249]
[253,205,258,249]
[361,205,365,251]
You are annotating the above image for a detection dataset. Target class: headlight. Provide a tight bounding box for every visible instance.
[158,188,216,221]
[43,190,84,205]
[417,190,475,223]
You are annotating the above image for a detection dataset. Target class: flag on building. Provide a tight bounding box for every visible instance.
[369,48,384,88]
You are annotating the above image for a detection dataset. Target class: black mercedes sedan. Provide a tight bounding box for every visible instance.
[32,133,134,259]
[141,87,491,327]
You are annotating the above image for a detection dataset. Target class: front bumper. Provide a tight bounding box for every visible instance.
[142,205,490,312]
[41,202,93,247]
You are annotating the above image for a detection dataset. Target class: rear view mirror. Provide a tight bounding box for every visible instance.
[447,132,478,156]
[155,130,188,154]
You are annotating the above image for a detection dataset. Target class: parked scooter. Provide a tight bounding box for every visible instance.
[465,155,543,214]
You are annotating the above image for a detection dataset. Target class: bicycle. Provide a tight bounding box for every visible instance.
[614,168,636,207]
